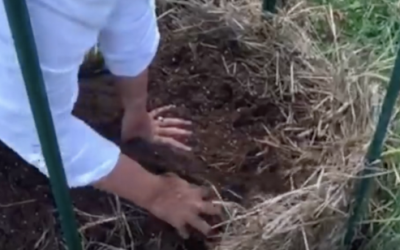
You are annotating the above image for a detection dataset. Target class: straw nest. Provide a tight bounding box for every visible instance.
[153,0,378,250]
[82,0,380,249]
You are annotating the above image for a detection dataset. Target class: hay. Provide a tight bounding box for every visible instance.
[154,0,378,250]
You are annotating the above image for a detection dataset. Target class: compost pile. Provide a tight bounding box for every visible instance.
[0,1,376,250]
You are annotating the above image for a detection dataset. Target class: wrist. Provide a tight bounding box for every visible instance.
[93,154,163,210]
[124,96,147,113]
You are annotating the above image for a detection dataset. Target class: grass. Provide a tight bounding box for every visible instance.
[303,0,400,249]
[313,0,400,56]
[307,0,400,80]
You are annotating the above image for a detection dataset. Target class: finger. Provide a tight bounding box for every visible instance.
[197,187,213,199]
[157,127,192,137]
[163,172,180,179]
[155,136,192,151]
[149,105,176,118]
[198,202,222,216]
[157,118,192,127]
[174,222,190,239]
[187,215,212,236]
[193,186,217,200]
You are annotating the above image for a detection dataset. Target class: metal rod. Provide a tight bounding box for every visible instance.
[263,0,278,13]
[2,0,82,249]
[343,45,400,248]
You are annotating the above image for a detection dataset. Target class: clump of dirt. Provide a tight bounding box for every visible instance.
[0,9,290,250]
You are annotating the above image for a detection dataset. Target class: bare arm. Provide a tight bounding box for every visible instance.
[115,70,149,113]
[94,153,161,209]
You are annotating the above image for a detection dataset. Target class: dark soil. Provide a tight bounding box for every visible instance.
[0,16,290,250]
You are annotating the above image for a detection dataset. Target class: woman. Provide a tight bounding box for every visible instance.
[0,0,220,239]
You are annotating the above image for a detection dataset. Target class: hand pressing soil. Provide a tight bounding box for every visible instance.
[121,137,278,203]
[120,137,224,240]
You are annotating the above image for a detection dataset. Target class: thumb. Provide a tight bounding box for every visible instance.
[176,224,190,239]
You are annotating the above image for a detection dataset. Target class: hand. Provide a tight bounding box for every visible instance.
[122,105,193,151]
[148,173,221,239]
[94,155,221,239]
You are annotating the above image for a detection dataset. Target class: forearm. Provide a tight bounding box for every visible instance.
[93,153,161,209]
[115,69,149,112]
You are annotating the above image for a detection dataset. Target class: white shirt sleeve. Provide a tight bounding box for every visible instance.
[0,0,121,188]
[0,61,122,189]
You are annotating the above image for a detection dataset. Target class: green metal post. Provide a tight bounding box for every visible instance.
[343,46,400,248]
[263,0,278,13]
[3,1,82,249]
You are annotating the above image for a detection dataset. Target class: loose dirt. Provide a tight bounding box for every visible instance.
[0,18,290,250]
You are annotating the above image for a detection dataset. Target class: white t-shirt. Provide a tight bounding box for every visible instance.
[0,0,160,187]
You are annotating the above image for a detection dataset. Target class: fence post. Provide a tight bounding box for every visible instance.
[2,1,83,249]
[343,45,400,248]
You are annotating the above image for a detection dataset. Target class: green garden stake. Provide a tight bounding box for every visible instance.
[3,0,83,249]
[263,0,278,13]
[343,44,400,248]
